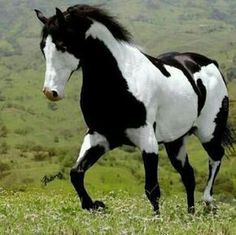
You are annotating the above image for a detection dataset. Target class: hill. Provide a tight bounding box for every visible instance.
[0,0,235,199]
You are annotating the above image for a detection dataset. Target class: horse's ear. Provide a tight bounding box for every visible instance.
[35,9,48,24]
[56,8,66,27]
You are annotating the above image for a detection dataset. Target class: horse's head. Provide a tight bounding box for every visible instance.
[36,5,132,101]
[35,7,92,101]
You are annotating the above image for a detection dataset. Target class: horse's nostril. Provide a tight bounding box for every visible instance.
[52,90,58,98]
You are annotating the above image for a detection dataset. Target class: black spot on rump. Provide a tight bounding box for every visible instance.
[196,79,207,115]
[213,96,229,143]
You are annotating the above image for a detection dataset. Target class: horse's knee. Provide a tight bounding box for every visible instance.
[70,167,84,185]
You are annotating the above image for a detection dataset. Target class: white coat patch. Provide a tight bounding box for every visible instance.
[43,36,79,98]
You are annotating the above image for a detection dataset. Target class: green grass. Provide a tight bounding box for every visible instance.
[0,187,236,235]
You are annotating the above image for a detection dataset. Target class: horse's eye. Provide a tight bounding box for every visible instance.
[56,41,67,52]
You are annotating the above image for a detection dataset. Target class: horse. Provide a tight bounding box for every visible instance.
[35,4,234,214]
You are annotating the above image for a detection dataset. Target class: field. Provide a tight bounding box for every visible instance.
[1,186,236,234]
[0,0,236,234]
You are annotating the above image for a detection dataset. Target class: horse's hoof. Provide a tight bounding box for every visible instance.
[188,206,195,214]
[153,205,160,216]
[203,202,217,214]
[82,199,105,211]
[93,200,106,210]
[154,210,160,217]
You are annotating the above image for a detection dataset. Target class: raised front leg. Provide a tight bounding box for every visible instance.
[70,131,109,210]
[126,124,160,214]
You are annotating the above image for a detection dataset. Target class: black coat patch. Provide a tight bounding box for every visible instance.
[212,96,229,146]
[144,54,171,77]
[196,79,207,115]
[80,37,146,147]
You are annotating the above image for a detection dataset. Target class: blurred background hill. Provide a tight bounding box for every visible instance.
[0,0,235,198]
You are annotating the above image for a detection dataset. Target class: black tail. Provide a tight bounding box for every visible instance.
[222,122,235,156]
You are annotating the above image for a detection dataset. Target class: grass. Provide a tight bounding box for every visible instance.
[0,187,236,235]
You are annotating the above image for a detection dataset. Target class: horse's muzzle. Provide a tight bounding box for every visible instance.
[43,87,63,101]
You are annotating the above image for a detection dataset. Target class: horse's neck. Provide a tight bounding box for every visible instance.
[83,21,143,79]
[81,21,165,104]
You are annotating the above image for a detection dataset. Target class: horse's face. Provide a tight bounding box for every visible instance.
[35,8,86,101]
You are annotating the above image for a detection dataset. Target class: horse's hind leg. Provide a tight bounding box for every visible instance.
[70,131,110,210]
[196,96,229,206]
[201,141,224,205]
[165,137,196,213]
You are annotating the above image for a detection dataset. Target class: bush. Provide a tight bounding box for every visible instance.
[15,127,32,136]
[16,143,33,152]
[33,151,49,161]
[21,177,34,185]
[226,67,236,81]
[60,129,74,140]
[0,161,10,173]
[0,125,8,137]
[0,142,9,154]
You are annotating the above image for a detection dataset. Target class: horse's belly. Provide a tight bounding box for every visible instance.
[155,98,198,143]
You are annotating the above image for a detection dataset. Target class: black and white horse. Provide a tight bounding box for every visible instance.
[35,5,233,214]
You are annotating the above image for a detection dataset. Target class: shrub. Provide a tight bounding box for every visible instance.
[33,151,49,161]
[60,129,74,140]
[227,67,236,81]
[16,143,33,152]
[15,127,32,136]
[0,161,10,173]
[0,125,8,137]
[0,142,9,154]
[21,177,34,185]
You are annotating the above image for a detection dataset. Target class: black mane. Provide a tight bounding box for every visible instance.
[66,4,132,42]
[42,5,132,44]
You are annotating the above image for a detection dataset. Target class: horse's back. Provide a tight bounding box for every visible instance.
[156,51,227,101]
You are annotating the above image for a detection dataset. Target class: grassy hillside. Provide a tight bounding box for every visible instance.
[0,0,235,204]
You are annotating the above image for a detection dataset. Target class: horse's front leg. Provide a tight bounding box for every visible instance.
[70,131,110,210]
[126,124,160,214]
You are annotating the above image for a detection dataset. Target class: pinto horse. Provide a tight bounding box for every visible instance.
[35,5,233,214]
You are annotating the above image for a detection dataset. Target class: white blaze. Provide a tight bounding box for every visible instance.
[43,36,79,98]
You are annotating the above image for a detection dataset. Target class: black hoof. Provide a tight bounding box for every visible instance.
[153,205,160,216]
[82,200,106,211]
[93,200,106,210]
[188,206,195,214]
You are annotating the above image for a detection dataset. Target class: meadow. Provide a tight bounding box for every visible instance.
[0,0,236,234]
[1,187,236,234]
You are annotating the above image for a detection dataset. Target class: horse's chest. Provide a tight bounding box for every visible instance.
[80,83,146,132]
